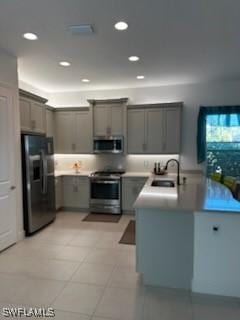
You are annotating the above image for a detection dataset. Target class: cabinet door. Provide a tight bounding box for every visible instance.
[75,111,92,153]
[55,112,74,153]
[145,108,165,154]
[46,109,55,138]
[20,98,31,131]
[31,102,46,133]
[127,109,145,154]
[78,177,90,208]
[63,176,89,209]
[63,177,80,208]
[111,105,123,135]
[122,178,147,211]
[164,108,181,153]
[94,105,110,136]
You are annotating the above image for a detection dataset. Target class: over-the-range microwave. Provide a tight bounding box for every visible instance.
[93,136,124,154]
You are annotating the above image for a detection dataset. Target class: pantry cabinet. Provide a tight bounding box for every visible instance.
[19,90,47,134]
[127,103,182,154]
[62,176,89,209]
[122,177,148,212]
[89,98,128,137]
[55,108,92,154]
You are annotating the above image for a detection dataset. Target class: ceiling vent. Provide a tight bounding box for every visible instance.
[69,24,94,35]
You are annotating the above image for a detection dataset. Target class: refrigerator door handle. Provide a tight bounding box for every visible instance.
[40,149,48,194]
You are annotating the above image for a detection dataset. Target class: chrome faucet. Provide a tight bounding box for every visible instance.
[164,159,181,185]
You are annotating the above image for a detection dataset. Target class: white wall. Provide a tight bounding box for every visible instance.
[49,80,240,170]
[55,154,179,173]
[19,80,50,101]
[0,48,23,241]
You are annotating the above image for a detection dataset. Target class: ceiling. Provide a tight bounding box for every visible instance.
[0,0,240,92]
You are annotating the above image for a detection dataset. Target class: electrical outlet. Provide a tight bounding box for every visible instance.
[144,161,149,168]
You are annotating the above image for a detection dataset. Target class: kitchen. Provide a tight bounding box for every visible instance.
[1,1,240,319]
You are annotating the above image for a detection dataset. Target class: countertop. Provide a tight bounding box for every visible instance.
[55,170,93,177]
[134,174,240,214]
[55,170,151,178]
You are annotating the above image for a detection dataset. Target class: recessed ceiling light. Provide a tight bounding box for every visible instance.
[23,33,38,40]
[59,61,71,67]
[82,79,90,83]
[114,21,128,31]
[137,75,145,80]
[128,56,140,62]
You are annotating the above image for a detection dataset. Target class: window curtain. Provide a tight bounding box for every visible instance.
[197,106,240,163]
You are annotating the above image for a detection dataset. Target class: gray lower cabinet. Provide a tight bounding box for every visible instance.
[55,177,62,210]
[63,176,89,209]
[122,177,148,212]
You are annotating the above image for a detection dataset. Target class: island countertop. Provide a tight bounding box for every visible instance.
[134,174,240,213]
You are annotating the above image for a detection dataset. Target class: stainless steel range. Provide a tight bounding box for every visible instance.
[90,170,125,214]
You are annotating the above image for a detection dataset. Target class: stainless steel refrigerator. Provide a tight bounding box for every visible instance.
[21,135,56,235]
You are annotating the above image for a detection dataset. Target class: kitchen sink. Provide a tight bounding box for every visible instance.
[151,180,175,188]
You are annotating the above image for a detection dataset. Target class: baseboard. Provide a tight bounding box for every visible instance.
[192,278,240,298]
[17,229,25,241]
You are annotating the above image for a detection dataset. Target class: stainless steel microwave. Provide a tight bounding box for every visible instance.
[93,136,124,154]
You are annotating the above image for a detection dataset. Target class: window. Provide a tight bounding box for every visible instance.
[206,114,240,178]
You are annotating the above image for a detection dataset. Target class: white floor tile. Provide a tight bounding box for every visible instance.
[0,273,65,307]
[52,283,104,315]
[108,266,142,289]
[55,245,92,262]
[94,287,144,320]
[53,310,90,320]
[71,263,114,286]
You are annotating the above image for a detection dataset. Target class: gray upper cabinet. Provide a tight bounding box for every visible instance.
[55,108,92,154]
[75,110,92,153]
[20,98,46,134]
[56,112,74,153]
[93,105,110,136]
[145,108,165,154]
[164,107,181,153]
[46,108,55,138]
[19,90,47,134]
[31,102,46,133]
[127,103,182,154]
[93,104,123,136]
[127,109,145,153]
[89,98,128,137]
[20,98,31,132]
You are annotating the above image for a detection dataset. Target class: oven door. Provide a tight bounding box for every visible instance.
[90,179,120,206]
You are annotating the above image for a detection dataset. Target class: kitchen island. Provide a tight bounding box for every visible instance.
[134,174,240,298]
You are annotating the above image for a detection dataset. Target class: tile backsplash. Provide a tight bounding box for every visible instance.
[54,154,179,173]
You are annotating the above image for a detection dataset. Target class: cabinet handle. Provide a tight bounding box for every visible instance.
[142,143,147,151]
[72,143,76,151]
[162,142,166,151]
[10,186,16,191]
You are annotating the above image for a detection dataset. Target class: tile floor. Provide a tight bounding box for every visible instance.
[0,211,239,319]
